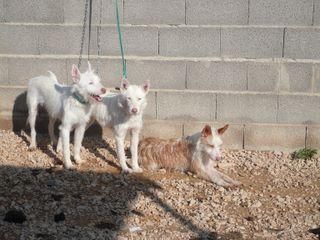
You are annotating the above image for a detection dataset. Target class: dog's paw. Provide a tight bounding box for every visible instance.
[121,168,133,174]
[28,146,37,151]
[56,146,62,154]
[64,163,76,170]
[74,157,84,165]
[132,166,143,173]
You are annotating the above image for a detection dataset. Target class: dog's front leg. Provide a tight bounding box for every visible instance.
[209,167,241,187]
[74,124,86,165]
[61,124,74,169]
[130,128,143,173]
[115,129,132,173]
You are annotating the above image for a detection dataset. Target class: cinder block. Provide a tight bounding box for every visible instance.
[187,61,247,91]
[127,60,186,90]
[142,120,183,139]
[306,125,320,149]
[184,122,244,150]
[84,58,123,88]
[66,59,103,85]
[159,27,220,57]
[186,0,248,25]
[0,0,4,22]
[248,62,279,92]
[8,58,68,86]
[221,27,283,58]
[0,87,27,115]
[124,0,185,25]
[38,25,95,55]
[278,95,320,124]
[0,116,12,130]
[249,0,313,26]
[217,93,278,123]
[284,28,320,59]
[0,25,39,54]
[67,58,184,90]
[64,0,120,24]
[99,26,158,56]
[314,64,320,93]
[3,0,64,23]
[0,58,9,85]
[244,124,306,151]
[157,91,216,121]
[144,92,157,120]
[280,63,312,92]
[315,1,320,25]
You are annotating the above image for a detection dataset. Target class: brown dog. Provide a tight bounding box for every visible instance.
[138,124,241,187]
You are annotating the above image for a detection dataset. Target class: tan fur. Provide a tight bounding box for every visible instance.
[138,125,241,187]
[139,137,193,171]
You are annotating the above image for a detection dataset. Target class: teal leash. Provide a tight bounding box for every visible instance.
[115,0,127,79]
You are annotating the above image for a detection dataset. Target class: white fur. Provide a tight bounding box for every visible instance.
[92,79,150,173]
[186,125,240,187]
[26,62,106,169]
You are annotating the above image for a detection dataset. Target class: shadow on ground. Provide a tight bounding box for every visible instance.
[0,165,243,240]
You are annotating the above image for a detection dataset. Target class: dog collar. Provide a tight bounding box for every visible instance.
[72,91,88,105]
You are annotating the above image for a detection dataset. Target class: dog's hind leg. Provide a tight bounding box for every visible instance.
[115,129,133,173]
[73,125,86,165]
[130,128,143,173]
[48,118,57,146]
[27,100,38,150]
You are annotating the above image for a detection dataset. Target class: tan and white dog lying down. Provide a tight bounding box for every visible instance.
[138,124,241,187]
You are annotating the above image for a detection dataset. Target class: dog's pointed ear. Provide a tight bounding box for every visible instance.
[217,124,229,135]
[201,125,212,138]
[120,78,130,92]
[142,80,150,93]
[71,64,81,83]
[87,61,92,72]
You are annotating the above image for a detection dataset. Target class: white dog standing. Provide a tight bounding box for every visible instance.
[27,62,106,169]
[93,79,150,173]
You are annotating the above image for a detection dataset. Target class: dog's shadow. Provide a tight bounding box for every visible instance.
[12,92,118,167]
[83,122,121,170]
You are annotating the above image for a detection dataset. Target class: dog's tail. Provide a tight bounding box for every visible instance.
[47,71,58,83]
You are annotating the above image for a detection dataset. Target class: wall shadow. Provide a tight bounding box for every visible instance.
[0,165,230,239]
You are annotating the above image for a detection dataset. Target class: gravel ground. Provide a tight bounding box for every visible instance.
[0,130,319,240]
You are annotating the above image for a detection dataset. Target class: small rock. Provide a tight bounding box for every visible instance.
[244,216,255,222]
[251,201,262,208]
[94,221,117,230]
[129,226,143,233]
[51,194,64,201]
[54,212,65,222]
[4,209,26,223]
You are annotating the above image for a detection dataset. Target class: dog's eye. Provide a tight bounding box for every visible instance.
[138,98,142,101]
[127,97,131,100]
[208,144,215,148]
[89,82,93,85]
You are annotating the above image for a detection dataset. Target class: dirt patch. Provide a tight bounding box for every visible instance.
[0,130,319,239]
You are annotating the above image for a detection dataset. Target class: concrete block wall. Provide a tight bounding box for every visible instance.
[0,0,320,151]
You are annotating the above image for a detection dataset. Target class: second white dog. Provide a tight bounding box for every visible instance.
[92,79,150,173]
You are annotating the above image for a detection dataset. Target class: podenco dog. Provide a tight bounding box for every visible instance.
[138,125,241,187]
[27,62,106,169]
[92,79,150,173]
